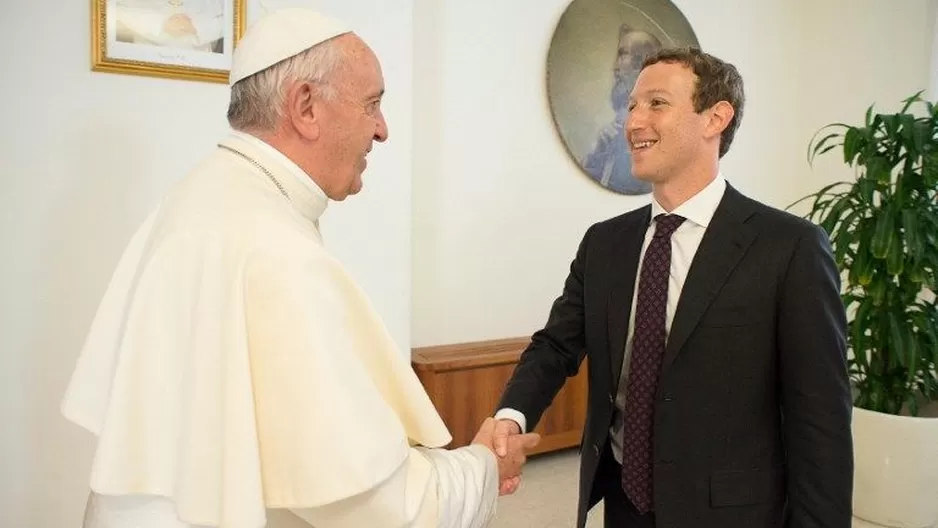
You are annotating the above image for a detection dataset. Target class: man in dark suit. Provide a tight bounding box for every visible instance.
[491,47,853,528]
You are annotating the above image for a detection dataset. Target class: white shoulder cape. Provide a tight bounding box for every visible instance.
[61,135,454,528]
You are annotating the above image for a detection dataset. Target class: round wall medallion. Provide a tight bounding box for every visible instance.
[547,0,699,195]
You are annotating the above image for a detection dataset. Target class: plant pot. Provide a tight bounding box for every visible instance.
[852,405,938,527]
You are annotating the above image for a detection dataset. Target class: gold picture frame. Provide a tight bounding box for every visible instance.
[92,0,246,83]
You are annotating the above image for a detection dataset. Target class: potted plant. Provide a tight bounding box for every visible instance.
[793,91,938,528]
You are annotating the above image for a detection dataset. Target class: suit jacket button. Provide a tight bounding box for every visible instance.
[608,393,615,404]
[663,393,674,402]
[594,443,601,455]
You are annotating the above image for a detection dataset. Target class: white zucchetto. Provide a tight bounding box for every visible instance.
[229,8,350,85]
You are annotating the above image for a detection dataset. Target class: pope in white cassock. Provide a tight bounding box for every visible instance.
[61,8,539,528]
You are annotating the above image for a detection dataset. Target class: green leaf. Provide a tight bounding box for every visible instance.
[815,142,843,160]
[923,314,938,363]
[814,131,843,156]
[886,232,905,276]
[924,152,938,187]
[901,209,923,261]
[854,235,874,286]
[888,312,909,368]
[912,120,929,157]
[899,91,923,114]
[858,179,876,205]
[870,209,895,259]
[912,309,938,352]
[851,299,873,371]
[920,209,938,235]
[906,334,919,387]
[925,378,938,400]
[833,209,863,266]
[869,275,887,305]
[908,262,926,283]
[786,182,851,213]
[870,382,886,413]
[899,113,916,156]
[843,128,862,164]
[882,114,900,136]
[820,199,851,235]
[866,156,893,184]
[807,125,849,165]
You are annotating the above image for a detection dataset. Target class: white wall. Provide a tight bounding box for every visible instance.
[0,0,413,526]
[411,0,937,347]
[1,0,934,525]
[789,0,937,212]
[928,2,938,101]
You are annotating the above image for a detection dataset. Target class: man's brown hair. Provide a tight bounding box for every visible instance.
[643,47,745,158]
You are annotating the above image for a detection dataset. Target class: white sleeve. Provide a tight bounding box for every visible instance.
[493,408,527,433]
[288,444,498,528]
[416,444,499,528]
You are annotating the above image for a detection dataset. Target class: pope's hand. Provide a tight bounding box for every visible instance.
[491,418,524,494]
[472,418,539,495]
[492,418,521,457]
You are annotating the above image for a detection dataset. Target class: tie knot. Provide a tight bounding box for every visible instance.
[653,214,685,239]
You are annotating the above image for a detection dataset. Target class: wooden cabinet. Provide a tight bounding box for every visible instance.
[412,337,587,456]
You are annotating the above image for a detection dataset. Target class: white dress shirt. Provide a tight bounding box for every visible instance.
[496,175,727,466]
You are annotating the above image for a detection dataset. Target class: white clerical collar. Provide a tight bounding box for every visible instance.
[220,131,329,225]
[651,173,727,228]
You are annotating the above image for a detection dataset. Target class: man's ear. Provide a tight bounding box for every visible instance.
[705,100,735,139]
[285,81,322,141]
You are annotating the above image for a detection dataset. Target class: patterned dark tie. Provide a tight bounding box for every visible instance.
[621,213,686,513]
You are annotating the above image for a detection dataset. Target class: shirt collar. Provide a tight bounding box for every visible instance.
[650,173,727,228]
[221,130,329,225]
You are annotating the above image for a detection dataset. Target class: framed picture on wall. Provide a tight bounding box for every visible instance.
[91,0,246,83]
[240,0,327,26]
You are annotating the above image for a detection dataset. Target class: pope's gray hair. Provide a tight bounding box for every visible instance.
[227,36,346,133]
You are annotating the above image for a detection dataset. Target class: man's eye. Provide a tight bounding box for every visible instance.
[651,99,666,107]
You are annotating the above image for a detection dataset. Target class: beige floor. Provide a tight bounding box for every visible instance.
[490,447,602,528]
[490,448,905,527]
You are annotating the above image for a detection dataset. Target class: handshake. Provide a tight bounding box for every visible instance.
[471,418,540,496]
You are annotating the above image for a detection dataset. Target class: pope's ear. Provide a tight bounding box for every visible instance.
[285,81,322,141]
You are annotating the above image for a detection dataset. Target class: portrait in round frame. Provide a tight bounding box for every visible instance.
[547,0,699,195]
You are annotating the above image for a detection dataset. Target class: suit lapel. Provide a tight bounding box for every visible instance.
[607,207,650,389]
[661,185,758,373]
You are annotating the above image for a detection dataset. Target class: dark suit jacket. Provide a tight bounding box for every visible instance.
[497,184,853,528]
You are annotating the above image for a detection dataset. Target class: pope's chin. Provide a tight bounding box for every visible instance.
[331,170,365,201]
[346,177,364,198]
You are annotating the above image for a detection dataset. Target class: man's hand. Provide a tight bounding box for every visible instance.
[493,418,521,457]
[472,418,539,495]
[492,418,524,494]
